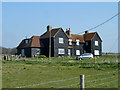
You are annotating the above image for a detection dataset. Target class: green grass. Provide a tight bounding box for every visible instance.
[2,55,119,88]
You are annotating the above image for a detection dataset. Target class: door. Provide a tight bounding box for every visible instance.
[21,49,25,56]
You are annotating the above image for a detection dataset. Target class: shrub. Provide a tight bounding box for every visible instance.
[37,55,46,58]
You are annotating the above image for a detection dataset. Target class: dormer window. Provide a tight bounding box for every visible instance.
[76,39,79,45]
[59,38,64,44]
[25,40,29,44]
[95,41,98,46]
[69,39,72,45]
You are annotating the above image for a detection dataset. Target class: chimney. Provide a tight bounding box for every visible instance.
[66,28,71,37]
[47,25,52,32]
[85,30,89,34]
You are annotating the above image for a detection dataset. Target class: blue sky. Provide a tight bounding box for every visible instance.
[2,2,118,53]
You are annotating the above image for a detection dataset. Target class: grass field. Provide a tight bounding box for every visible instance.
[2,55,119,88]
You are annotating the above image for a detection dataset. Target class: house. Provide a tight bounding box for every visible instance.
[83,31,102,56]
[17,36,42,57]
[17,25,102,57]
[66,28,85,57]
[40,26,69,57]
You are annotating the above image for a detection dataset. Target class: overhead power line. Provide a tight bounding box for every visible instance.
[77,12,120,34]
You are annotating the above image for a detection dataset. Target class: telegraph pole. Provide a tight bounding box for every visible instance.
[49,28,51,61]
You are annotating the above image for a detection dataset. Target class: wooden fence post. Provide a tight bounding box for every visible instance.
[62,56,64,61]
[80,75,85,90]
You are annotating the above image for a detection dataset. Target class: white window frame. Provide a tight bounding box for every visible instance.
[68,49,70,56]
[94,50,99,55]
[69,39,72,45]
[36,49,40,55]
[58,49,65,54]
[95,41,98,46]
[25,40,29,44]
[76,50,80,55]
[76,39,79,45]
[59,38,64,44]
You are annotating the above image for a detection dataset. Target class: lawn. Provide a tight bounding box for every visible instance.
[2,55,119,88]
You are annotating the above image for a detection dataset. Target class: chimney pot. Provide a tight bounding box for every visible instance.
[47,25,52,32]
[69,28,70,31]
[66,28,71,37]
[85,31,89,34]
[66,28,68,31]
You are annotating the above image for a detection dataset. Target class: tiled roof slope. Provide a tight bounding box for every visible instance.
[67,32,101,42]
[31,36,41,47]
[84,32,96,41]
[66,34,85,43]
[17,27,101,49]
[84,32,102,41]
[17,36,41,48]
[40,28,61,39]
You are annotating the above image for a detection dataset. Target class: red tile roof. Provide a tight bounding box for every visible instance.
[71,34,85,43]
[67,32,101,42]
[17,36,42,48]
[84,32,96,41]
[31,36,41,47]
[66,34,85,43]
[17,27,102,49]
[40,28,61,39]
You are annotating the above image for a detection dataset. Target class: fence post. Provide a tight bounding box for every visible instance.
[80,75,84,90]
[62,56,64,61]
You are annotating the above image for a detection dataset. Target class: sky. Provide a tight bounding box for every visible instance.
[2,2,118,53]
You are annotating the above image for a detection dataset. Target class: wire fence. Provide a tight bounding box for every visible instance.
[86,79,118,88]
[3,53,118,88]
[16,70,118,88]
[57,71,118,88]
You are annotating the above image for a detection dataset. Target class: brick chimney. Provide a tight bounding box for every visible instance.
[85,30,89,34]
[66,28,71,37]
[47,25,52,32]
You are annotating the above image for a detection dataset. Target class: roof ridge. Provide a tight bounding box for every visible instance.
[40,31,47,37]
[32,35,40,37]
[89,32,97,33]
[40,28,61,39]
[52,27,62,30]
[84,32,97,34]
[71,34,83,36]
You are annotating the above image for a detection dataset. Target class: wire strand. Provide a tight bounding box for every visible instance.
[77,12,120,34]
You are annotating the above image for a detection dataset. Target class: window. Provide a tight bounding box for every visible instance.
[36,49,40,55]
[95,41,98,46]
[59,38,64,44]
[86,42,88,46]
[58,49,65,54]
[21,49,25,56]
[25,40,29,44]
[76,50,80,55]
[69,39,72,45]
[76,39,79,45]
[94,50,99,55]
[68,49,70,56]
